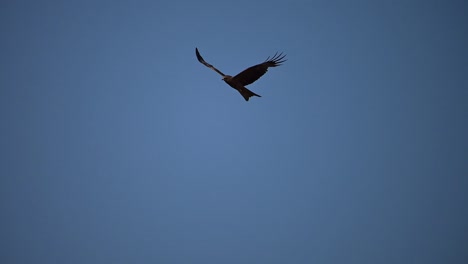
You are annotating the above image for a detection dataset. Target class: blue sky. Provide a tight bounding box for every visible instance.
[1,0,467,263]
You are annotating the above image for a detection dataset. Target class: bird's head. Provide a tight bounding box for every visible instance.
[222,75,232,81]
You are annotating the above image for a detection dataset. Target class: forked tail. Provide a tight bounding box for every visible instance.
[238,87,261,101]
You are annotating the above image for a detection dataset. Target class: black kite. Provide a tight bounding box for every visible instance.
[195,48,286,101]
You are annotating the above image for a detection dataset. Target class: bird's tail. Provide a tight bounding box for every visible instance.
[239,87,261,101]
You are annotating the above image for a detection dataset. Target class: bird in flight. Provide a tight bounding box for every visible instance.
[195,48,286,101]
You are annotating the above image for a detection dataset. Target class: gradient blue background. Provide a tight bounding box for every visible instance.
[1,0,467,263]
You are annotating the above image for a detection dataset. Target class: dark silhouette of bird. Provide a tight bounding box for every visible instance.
[195,48,286,101]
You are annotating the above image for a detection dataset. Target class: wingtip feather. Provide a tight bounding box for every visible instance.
[195,48,204,63]
[264,51,287,66]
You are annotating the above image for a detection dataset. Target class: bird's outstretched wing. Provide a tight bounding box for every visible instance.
[232,52,286,86]
[195,48,226,77]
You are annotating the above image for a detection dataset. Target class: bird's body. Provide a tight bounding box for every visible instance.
[222,75,261,101]
[195,48,286,101]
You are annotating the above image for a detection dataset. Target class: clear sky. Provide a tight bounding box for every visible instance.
[1,0,467,263]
